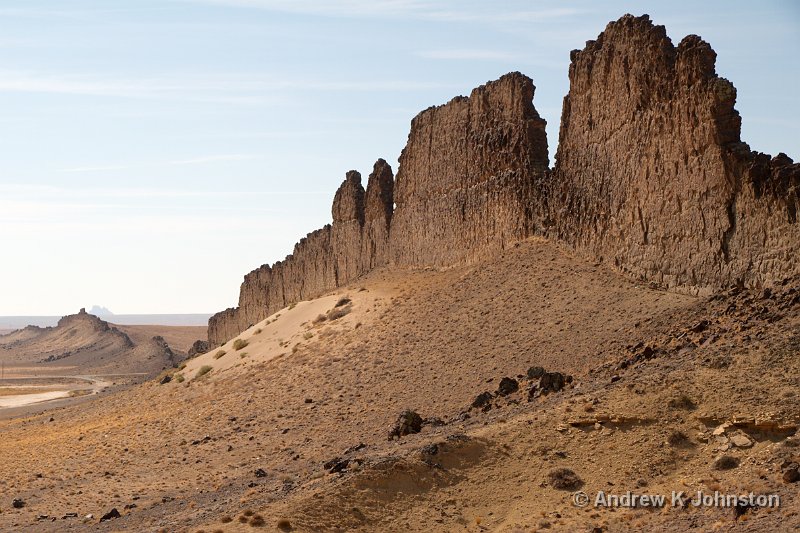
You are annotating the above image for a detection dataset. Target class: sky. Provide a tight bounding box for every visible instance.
[0,0,798,315]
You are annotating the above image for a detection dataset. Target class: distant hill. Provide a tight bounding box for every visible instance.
[0,313,211,331]
[0,308,187,376]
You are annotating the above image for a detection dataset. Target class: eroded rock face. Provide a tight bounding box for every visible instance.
[390,72,550,267]
[208,162,395,345]
[550,14,800,293]
[209,14,798,345]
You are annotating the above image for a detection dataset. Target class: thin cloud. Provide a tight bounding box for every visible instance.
[0,70,456,100]
[417,49,517,61]
[169,154,260,165]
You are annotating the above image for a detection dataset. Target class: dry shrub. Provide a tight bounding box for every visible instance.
[548,468,583,490]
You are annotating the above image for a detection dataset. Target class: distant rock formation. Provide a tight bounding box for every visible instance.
[0,310,178,376]
[208,13,798,345]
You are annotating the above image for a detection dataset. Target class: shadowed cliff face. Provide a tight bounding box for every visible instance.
[208,13,799,345]
[551,14,800,293]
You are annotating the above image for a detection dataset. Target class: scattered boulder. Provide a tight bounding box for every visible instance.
[159,374,172,385]
[471,392,493,410]
[529,371,571,399]
[12,498,25,509]
[497,377,519,396]
[187,339,210,357]
[388,410,423,440]
[783,467,800,484]
[99,508,121,522]
[527,366,545,379]
[323,457,350,474]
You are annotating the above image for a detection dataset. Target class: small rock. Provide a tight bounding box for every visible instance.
[730,434,753,448]
[254,468,267,478]
[159,375,172,385]
[527,366,545,380]
[62,513,78,519]
[388,410,424,440]
[610,375,621,383]
[304,398,313,403]
[99,508,121,522]
[323,457,350,474]
[497,377,519,396]
[12,498,24,509]
[712,423,731,436]
[471,392,493,410]
[713,455,739,470]
[782,465,800,484]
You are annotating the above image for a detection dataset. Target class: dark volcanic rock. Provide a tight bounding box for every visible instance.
[388,410,424,440]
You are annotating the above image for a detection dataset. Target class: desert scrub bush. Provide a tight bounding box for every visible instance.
[249,514,265,527]
[668,430,690,446]
[326,305,351,321]
[213,350,226,360]
[335,296,351,308]
[668,394,696,410]
[178,362,187,370]
[312,313,327,325]
[233,338,249,351]
[303,332,314,340]
[292,343,300,354]
[174,373,185,383]
[548,468,583,490]
[288,302,297,310]
[254,328,262,335]
[714,455,739,470]
[195,365,213,378]
[240,352,248,358]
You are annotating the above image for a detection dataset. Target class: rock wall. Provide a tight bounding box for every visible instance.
[389,72,550,267]
[209,14,798,344]
[208,164,394,345]
[550,14,800,293]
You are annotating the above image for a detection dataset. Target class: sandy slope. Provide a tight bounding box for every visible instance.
[0,238,797,532]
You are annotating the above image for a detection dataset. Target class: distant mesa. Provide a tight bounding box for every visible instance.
[88,305,114,317]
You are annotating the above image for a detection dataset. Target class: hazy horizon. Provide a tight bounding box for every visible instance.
[1,0,798,315]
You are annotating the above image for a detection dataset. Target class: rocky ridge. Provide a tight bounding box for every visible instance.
[209,14,799,345]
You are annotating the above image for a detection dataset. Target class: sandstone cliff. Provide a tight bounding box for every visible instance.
[209,14,798,345]
[389,72,550,266]
[551,14,800,293]
[208,163,395,344]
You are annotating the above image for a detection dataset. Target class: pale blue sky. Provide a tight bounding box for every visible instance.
[1,1,797,315]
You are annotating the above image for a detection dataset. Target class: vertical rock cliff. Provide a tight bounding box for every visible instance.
[389,72,550,266]
[209,14,798,345]
[551,14,799,292]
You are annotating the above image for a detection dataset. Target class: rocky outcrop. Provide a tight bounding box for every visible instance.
[209,14,798,344]
[390,72,550,266]
[550,14,800,293]
[208,163,395,345]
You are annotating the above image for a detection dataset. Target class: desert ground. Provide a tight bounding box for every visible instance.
[0,237,796,531]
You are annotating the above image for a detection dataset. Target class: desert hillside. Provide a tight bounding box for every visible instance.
[0,238,797,532]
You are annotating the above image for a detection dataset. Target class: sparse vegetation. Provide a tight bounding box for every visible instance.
[668,394,696,410]
[312,313,327,325]
[335,296,351,308]
[326,305,351,321]
[195,365,213,378]
[178,362,187,370]
[213,350,226,360]
[249,514,265,527]
[668,430,689,446]
[254,328,263,335]
[288,302,297,310]
[714,455,739,470]
[548,468,583,490]
[240,352,248,358]
[277,519,292,532]
[174,374,185,383]
[233,339,249,351]
[303,332,314,340]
